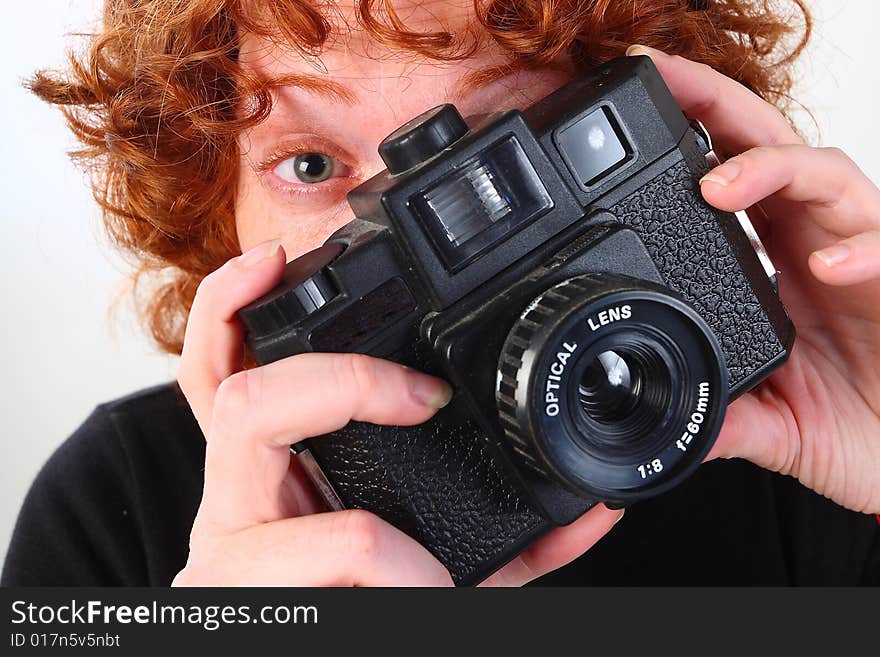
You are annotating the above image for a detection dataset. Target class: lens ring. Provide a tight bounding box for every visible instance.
[496,273,729,503]
[529,290,726,498]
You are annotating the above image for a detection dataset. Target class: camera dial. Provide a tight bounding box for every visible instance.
[378,104,469,175]
[497,274,729,502]
[239,242,343,336]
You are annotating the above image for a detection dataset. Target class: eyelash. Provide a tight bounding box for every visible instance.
[256,142,359,200]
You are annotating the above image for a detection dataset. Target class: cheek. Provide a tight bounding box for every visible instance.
[234,166,355,259]
[234,167,271,250]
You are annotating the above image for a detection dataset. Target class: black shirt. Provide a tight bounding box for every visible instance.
[3,383,879,586]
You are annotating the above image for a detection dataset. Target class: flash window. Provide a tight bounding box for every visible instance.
[555,106,633,189]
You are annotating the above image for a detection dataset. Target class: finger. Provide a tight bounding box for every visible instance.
[177,238,286,434]
[710,373,880,515]
[184,510,454,586]
[699,145,880,234]
[809,230,880,287]
[706,390,794,473]
[479,504,624,587]
[202,352,452,530]
[626,45,802,153]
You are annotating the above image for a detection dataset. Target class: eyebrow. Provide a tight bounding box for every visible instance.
[269,67,504,106]
[268,74,358,105]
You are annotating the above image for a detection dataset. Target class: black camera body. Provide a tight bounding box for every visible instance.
[239,56,795,585]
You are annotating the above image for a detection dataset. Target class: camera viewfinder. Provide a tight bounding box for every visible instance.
[410,136,553,272]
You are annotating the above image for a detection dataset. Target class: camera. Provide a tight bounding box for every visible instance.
[239,56,795,585]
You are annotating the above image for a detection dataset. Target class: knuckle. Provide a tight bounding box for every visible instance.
[174,536,218,587]
[822,146,854,170]
[819,147,859,202]
[670,52,702,71]
[190,261,234,312]
[337,353,380,398]
[739,144,787,169]
[171,566,197,587]
[748,145,775,159]
[175,511,247,586]
[337,509,385,562]
[174,546,224,586]
[192,268,221,308]
[176,364,197,397]
[738,146,774,168]
[693,59,716,77]
[763,110,791,142]
[187,514,217,554]
[213,370,253,422]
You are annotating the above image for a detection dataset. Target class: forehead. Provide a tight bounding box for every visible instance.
[237,0,540,109]
[240,43,510,105]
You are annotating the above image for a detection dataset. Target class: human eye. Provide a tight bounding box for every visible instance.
[273,152,351,184]
[256,139,358,202]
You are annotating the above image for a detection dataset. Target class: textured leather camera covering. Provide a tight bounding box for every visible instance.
[306,156,785,586]
[611,157,784,388]
[308,412,548,586]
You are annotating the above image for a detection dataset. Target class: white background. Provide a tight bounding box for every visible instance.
[1,0,879,565]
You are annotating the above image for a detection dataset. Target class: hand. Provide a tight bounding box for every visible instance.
[628,46,880,514]
[173,239,624,586]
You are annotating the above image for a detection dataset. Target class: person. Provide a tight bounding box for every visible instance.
[3,0,879,587]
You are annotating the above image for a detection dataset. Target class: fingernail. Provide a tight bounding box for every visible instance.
[700,160,742,187]
[813,243,851,268]
[410,374,453,409]
[239,238,282,268]
[626,44,667,60]
[614,509,626,525]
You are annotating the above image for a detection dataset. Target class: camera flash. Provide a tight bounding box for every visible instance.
[588,126,607,151]
[555,106,630,189]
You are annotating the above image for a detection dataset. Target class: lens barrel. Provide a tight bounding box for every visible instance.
[573,332,677,460]
[497,274,728,502]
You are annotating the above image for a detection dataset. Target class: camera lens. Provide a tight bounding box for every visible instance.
[578,347,667,427]
[496,273,729,502]
[568,329,683,464]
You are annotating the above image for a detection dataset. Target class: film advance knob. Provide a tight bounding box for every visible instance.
[378,104,469,175]
[238,242,343,339]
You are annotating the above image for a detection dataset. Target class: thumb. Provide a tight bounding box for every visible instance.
[707,391,797,475]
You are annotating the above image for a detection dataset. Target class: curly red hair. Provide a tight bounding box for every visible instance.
[30,0,811,354]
